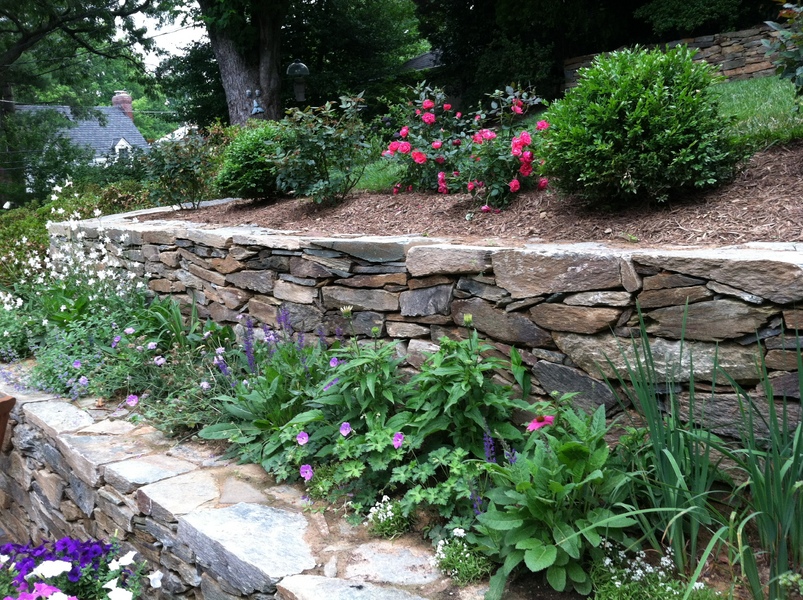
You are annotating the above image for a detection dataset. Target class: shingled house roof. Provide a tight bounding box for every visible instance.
[15,101,149,160]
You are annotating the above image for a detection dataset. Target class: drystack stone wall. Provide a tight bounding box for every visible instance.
[45,205,803,434]
[564,25,778,88]
[0,383,455,600]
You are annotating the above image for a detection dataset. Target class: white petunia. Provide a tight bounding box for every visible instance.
[147,570,164,588]
[27,559,72,579]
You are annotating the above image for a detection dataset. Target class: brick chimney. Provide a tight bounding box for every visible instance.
[112,90,133,120]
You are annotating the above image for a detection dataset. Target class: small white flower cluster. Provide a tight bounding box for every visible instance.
[431,528,470,570]
[366,495,395,524]
[599,540,712,596]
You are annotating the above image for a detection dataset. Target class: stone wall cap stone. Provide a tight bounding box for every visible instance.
[178,503,315,594]
[277,575,430,600]
[311,236,443,263]
[23,401,95,439]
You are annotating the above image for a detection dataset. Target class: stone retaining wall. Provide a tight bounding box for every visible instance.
[1,203,802,598]
[564,25,779,88]
[44,205,803,430]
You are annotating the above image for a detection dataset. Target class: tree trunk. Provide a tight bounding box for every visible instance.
[197,0,289,125]
[206,32,260,125]
[257,7,285,121]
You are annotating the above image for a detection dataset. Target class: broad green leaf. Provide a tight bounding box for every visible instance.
[546,565,567,591]
[552,522,580,559]
[476,509,524,530]
[566,560,588,583]
[523,543,557,572]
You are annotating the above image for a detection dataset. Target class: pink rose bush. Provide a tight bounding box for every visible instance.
[381,82,548,206]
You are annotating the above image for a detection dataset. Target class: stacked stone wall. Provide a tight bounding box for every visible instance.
[2,204,803,599]
[564,25,779,88]
[44,208,803,429]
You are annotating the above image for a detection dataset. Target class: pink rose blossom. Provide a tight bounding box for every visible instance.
[521,150,533,164]
[422,112,436,125]
[467,181,475,192]
[480,205,491,213]
[511,105,523,114]
[389,141,400,152]
[481,129,496,140]
[435,156,445,164]
[538,177,549,190]
[509,179,521,192]
[400,126,409,137]
[519,163,533,177]
[536,120,550,130]
[431,140,442,149]
[398,141,411,154]
[415,108,421,115]
[422,99,435,110]
[411,150,427,164]
[519,131,532,145]
[455,112,462,118]
[443,103,452,110]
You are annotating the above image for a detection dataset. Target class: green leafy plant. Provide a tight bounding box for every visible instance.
[472,395,634,598]
[541,45,740,204]
[764,1,803,109]
[405,322,529,458]
[145,128,227,209]
[215,121,293,200]
[275,95,370,204]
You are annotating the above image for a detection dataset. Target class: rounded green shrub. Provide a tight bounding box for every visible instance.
[540,45,739,204]
[216,121,294,200]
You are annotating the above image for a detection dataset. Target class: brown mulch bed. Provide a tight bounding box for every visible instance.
[145,141,803,247]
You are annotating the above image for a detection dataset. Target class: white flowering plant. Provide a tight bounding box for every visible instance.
[590,540,721,600]
[431,527,494,586]
[364,496,411,539]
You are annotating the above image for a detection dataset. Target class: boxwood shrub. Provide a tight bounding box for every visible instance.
[540,45,740,204]
[216,121,294,200]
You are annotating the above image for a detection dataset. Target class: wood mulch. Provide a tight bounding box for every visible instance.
[147,141,803,248]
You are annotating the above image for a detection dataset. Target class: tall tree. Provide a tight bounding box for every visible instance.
[195,0,289,124]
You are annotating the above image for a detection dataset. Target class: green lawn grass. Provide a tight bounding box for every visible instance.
[713,76,803,150]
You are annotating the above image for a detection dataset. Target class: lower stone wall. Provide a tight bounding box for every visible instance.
[564,25,779,88]
[0,380,451,600]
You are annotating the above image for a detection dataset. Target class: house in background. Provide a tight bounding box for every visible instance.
[16,91,149,163]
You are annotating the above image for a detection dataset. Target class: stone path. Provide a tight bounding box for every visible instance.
[0,373,501,600]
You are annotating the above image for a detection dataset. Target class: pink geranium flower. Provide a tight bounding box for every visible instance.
[297,431,309,445]
[300,464,313,481]
[527,415,555,431]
